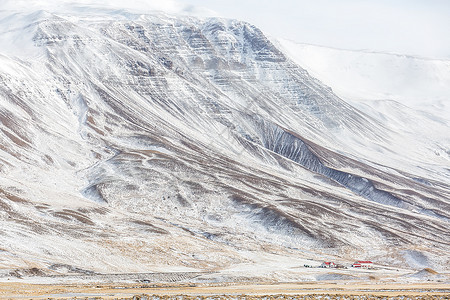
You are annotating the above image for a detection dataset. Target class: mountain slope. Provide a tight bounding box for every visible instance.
[0,9,449,280]
[277,40,450,165]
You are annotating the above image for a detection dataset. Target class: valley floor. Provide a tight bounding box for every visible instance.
[0,281,449,299]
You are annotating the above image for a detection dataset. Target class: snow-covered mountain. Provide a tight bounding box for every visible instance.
[0,7,449,282]
[277,40,450,114]
[277,40,450,162]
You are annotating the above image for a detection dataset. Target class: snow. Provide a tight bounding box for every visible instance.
[401,250,430,270]
[276,39,450,122]
[0,7,448,284]
[1,0,182,16]
[0,10,50,59]
[276,38,450,180]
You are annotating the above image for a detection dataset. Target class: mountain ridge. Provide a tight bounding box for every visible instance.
[0,9,449,281]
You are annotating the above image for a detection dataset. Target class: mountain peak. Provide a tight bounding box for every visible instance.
[0,10,449,282]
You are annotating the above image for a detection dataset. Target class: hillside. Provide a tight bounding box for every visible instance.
[0,7,449,282]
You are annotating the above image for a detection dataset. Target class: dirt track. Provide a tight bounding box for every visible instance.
[0,281,449,299]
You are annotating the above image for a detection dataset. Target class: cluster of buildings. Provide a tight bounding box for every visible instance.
[319,260,374,269]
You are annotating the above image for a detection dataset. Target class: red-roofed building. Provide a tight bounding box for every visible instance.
[352,261,373,269]
[321,261,336,268]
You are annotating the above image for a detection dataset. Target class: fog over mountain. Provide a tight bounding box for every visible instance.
[0,5,448,282]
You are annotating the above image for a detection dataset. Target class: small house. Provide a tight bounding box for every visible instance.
[352,261,373,269]
[321,261,336,268]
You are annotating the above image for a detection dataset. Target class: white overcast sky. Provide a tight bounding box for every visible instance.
[180,0,450,59]
[3,0,450,59]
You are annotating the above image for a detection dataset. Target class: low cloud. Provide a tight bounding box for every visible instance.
[1,0,183,14]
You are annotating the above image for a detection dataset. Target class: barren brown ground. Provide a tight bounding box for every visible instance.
[0,281,449,299]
